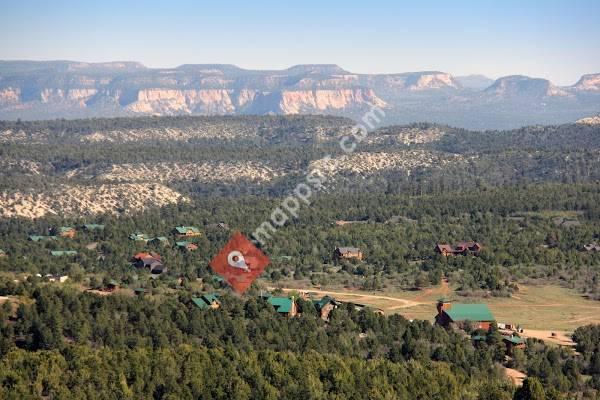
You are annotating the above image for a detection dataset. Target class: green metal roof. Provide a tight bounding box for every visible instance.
[176,241,190,247]
[175,226,200,234]
[204,293,219,303]
[313,295,336,309]
[191,294,220,309]
[51,250,78,256]
[84,224,105,230]
[152,236,168,242]
[108,279,119,286]
[503,336,524,345]
[267,296,294,313]
[129,232,150,241]
[471,335,486,341]
[445,304,494,322]
[191,297,209,309]
[29,235,57,242]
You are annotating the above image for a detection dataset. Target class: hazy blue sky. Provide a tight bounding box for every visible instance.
[1,0,599,85]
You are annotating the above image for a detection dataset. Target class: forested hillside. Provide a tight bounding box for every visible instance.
[0,283,598,399]
[1,115,600,398]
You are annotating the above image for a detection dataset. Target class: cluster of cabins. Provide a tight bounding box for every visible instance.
[20,224,207,292]
[188,292,380,320]
[435,298,525,354]
[128,226,203,276]
[190,293,300,316]
[333,241,482,262]
[129,226,201,252]
[27,224,105,257]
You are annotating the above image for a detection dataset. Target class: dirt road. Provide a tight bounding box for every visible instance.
[270,287,422,311]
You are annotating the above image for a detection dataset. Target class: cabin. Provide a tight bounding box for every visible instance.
[435,299,495,330]
[149,262,166,275]
[265,296,298,317]
[191,294,221,310]
[173,226,201,238]
[129,232,151,242]
[132,252,166,274]
[83,224,105,231]
[333,247,363,261]
[208,222,229,230]
[134,288,147,296]
[434,244,454,256]
[211,275,225,287]
[51,250,78,257]
[313,295,340,320]
[55,227,76,238]
[176,241,198,251]
[105,279,119,292]
[455,241,482,255]
[503,335,526,355]
[28,235,57,242]
[150,237,169,245]
[435,241,482,256]
[45,274,69,283]
[133,252,161,261]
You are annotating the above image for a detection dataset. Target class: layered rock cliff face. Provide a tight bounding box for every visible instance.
[574,74,600,91]
[484,75,570,98]
[40,88,99,104]
[278,89,386,114]
[118,87,386,115]
[1,61,599,129]
[125,89,236,114]
[0,62,451,118]
[0,87,99,106]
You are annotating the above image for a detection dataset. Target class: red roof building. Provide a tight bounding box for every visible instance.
[435,242,482,256]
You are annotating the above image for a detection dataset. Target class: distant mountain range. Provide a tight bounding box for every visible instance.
[0,60,599,129]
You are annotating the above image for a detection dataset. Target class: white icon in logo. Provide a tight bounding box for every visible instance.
[227,250,250,272]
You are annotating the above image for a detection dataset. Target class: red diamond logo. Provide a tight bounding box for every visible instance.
[209,232,270,294]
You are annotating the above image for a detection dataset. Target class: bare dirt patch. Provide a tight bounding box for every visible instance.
[504,367,526,386]
[0,183,188,218]
[519,329,575,347]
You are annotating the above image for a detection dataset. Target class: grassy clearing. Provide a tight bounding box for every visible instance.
[390,284,600,331]
[273,279,600,332]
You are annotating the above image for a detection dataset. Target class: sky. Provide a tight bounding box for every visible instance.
[1,0,599,85]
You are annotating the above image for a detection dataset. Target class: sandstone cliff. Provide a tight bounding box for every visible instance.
[574,74,600,91]
[278,89,386,114]
[1,61,599,129]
